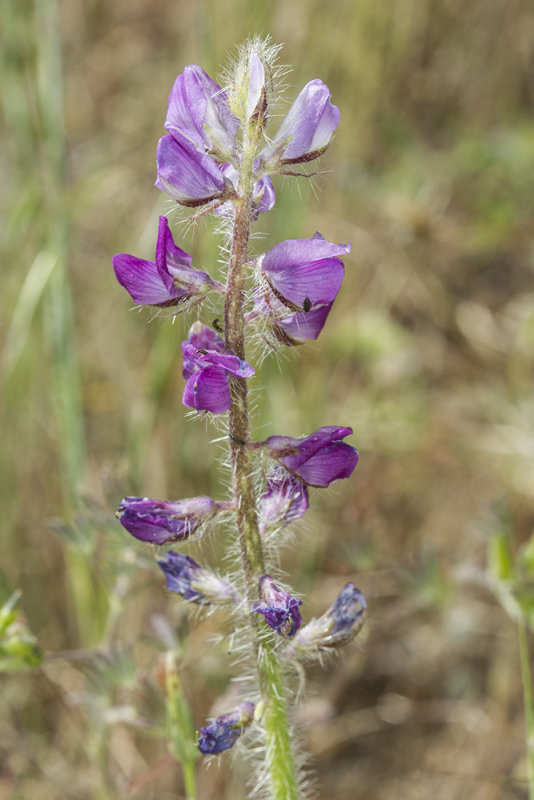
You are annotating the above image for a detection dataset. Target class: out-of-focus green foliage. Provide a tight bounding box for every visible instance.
[0,591,42,671]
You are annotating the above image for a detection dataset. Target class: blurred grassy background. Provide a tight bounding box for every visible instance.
[2,0,534,797]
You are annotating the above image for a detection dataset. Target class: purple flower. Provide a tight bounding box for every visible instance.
[156,132,231,207]
[260,233,350,311]
[291,583,366,651]
[261,79,340,166]
[252,575,303,638]
[112,216,219,308]
[117,495,217,544]
[165,65,239,158]
[181,323,254,414]
[157,551,240,605]
[259,467,309,534]
[253,292,333,345]
[260,426,358,488]
[157,64,276,215]
[198,701,255,755]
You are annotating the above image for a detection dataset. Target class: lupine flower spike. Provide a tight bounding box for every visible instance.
[112,39,365,797]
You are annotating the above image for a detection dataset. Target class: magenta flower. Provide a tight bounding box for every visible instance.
[117,495,218,544]
[260,233,350,312]
[157,551,241,605]
[112,216,219,308]
[262,79,340,166]
[198,701,255,755]
[291,583,366,651]
[165,65,239,158]
[252,575,303,637]
[181,323,254,414]
[259,467,309,534]
[260,426,358,487]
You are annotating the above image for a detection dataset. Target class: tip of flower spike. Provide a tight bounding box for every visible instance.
[226,37,283,125]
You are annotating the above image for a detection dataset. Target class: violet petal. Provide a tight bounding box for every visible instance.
[182,366,232,413]
[112,254,188,306]
[264,426,358,487]
[165,65,239,157]
[155,134,227,206]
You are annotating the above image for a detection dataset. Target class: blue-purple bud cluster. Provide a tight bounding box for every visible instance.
[197,701,255,754]
[112,44,366,758]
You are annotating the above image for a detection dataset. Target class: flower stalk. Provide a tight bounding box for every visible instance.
[224,137,300,798]
[112,39,365,799]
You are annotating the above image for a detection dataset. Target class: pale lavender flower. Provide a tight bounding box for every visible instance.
[260,233,350,311]
[112,216,219,308]
[261,79,339,166]
[156,132,231,207]
[198,701,255,755]
[181,323,255,413]
[165,65,239,158]
[157,551,241,605]
[157,64,276,214]
[117,496,218,544]
[252,575,303,637]
[260,426,358,487]
[290,583,366,652]
[259,467,309,534]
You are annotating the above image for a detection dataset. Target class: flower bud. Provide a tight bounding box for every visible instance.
[117,495,218,544]
[157,551,241,605]
[290,583,366,653]
[252,575,303,637]
[198,701,255,755]
[246,50,268,125]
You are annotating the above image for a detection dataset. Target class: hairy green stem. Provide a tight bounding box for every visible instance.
[224,144,299,800]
